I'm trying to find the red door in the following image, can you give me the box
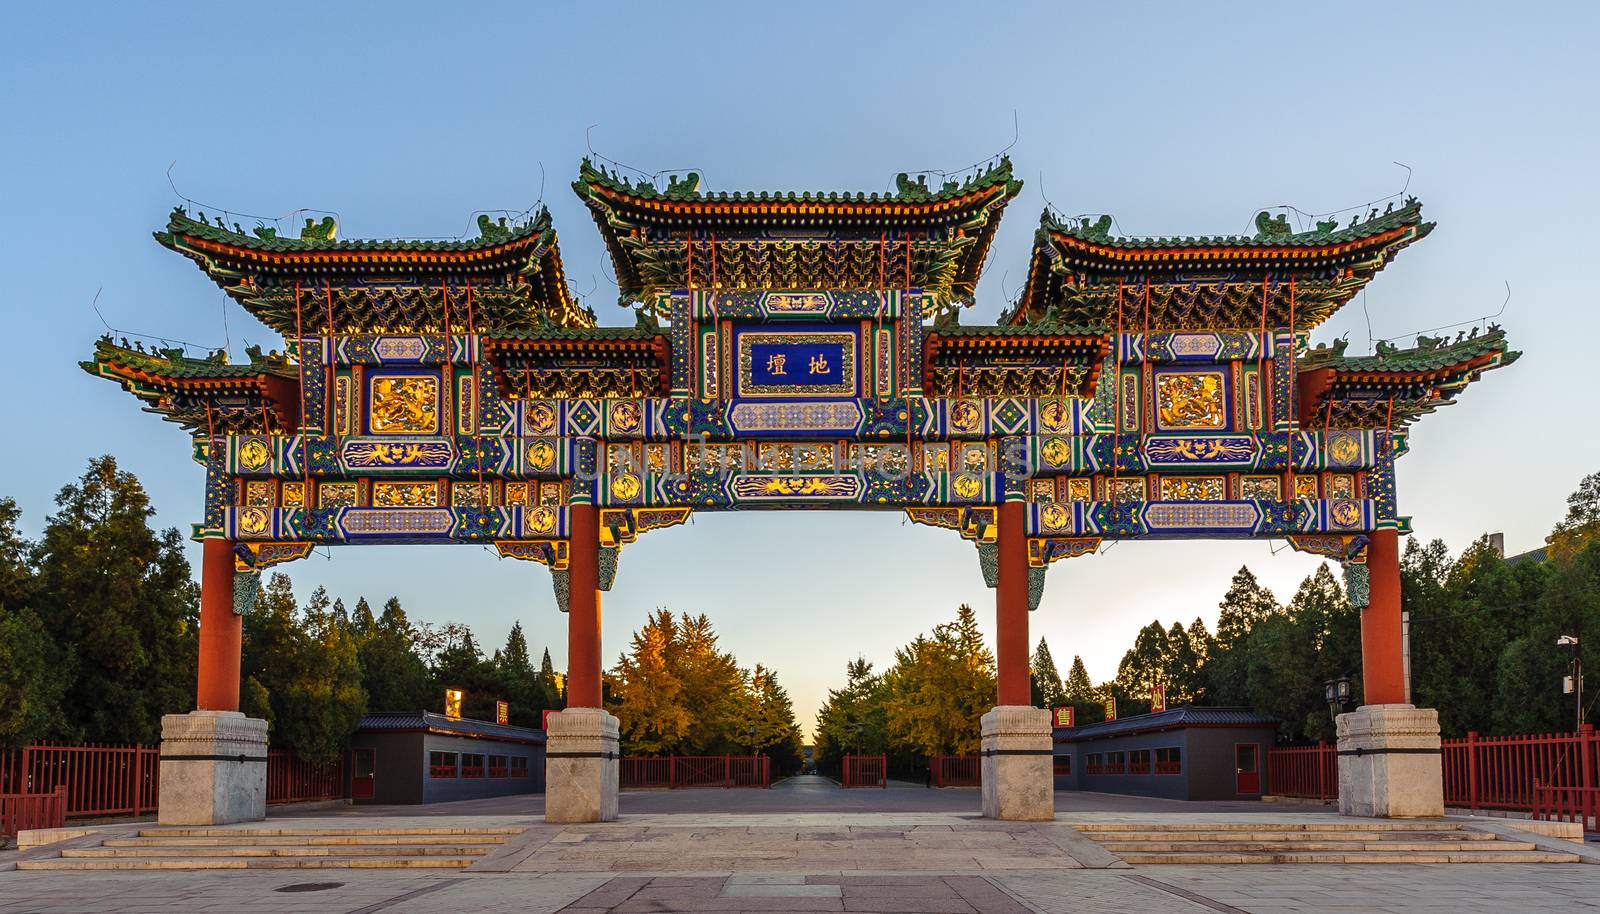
[1235,743,1260,794]
[352,748,376,800]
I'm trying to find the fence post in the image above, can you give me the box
[668,755,676,790]
[131,747,142,819]
[1582,724,1595,793]
[881,753,887,788]
[724,754,730,789]
[1466,731,1479,814]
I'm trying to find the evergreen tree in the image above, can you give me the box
[608,609,690,754]
[1206,566,1281,705]
[1063,655,1097,702]
[352,597,376,638]
[493,621,555,727]
[747,664,804,772]
[1030,637,1067,709]
[356,596,433,713]
[432,625,502,721]
[813,657,888,769]
[0,498,71,749]
[33,457,197,743]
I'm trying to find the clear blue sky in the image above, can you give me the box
[3,2,1594,736]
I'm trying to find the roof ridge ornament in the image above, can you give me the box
[299,215,337,241]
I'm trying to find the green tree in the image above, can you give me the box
[1548,471,1600,561]
[880,604,996,758]
[432,625,501,722]
[608,609,691,754]
[813,657,888,770]
[746,664,804,773]
[356,596,433,713]
[1113,620,1172,714]
[0,606,71,749]
[33,457,197,743]
[1206,566,1281,705]
[1030,637,1067,709]
[494,621,556,727]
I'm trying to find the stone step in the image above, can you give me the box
[63,845,493,858]
[1113,849,1581,864]
[137,826,522,838]
[18,855,479,870]
[1098,840,1540,853]
[107,835,509,847]
[1084,830,1494,843]
[1074,821,1461,833]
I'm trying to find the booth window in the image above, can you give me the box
[511,756,530,778]
[461,753,486,778]
[1129,749,1152,775]
[1156,746,1183,774]
[489,755,509,778]
[429,751,458,778]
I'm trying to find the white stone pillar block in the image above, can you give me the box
[544,707,619,824]
[980,705,1055,821]
[1336,703,1444,818]
[158,711,268,825]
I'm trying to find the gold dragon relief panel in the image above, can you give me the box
[369,374,440,435]
[1155,371,1227,431]
[1158,476,1227,501]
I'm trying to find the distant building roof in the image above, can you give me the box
[1505,546,1549,566]
[1054,706,1278,743]
[356,711,546,746]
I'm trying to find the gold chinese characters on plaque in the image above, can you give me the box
[1155,372,1226,430]
[369,375,439,434]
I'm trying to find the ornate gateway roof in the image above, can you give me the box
[573,158,1023,312]
[83,337,300,436]
[1296,327,1519,428]
[155,207,591,334]
[1012,200,1434,331]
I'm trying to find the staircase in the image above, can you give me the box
[17,825,525,870]
[1075,821,1582,864]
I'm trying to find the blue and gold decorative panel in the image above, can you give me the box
[341,438,455,473]
[735,326,857,398]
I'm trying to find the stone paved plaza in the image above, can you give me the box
[2,779,1596,913]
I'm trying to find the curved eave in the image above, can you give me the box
[577,180,1018,223]
[1043,222,1425,268]
[160,229,552,272]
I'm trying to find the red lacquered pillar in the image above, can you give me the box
[566,503,603,708]
[996,500,1030,706]
[196,538,241,711]
[1362,528,1408,705]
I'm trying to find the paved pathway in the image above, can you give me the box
[2,779,1593,912]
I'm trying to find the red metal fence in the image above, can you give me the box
[0,743,346,819]
[1267,725,1600,824]
[618,756,771,789]
[1,787,67,840]
[265,751,346,805]
[842,753,886,788]
[931,754,980,787]
[1265,743,1339,803]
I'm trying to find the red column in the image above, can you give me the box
[566,503,603,708]
[196,538,241,711]
[996,500,1030,706]
[1362,528,1408,705]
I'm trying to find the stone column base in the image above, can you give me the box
[1336,703,1443,818]
[545,707,619,824]
[980,705,1055,821]
[158,711,268,826]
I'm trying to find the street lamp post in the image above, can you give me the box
[1324,673,1356,721]
[1559,635,1584,730]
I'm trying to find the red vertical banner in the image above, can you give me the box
[1150,684,1167,713]
[1052,706,1075,728]
[496,701,509,726]
[1104,697,1117,721]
